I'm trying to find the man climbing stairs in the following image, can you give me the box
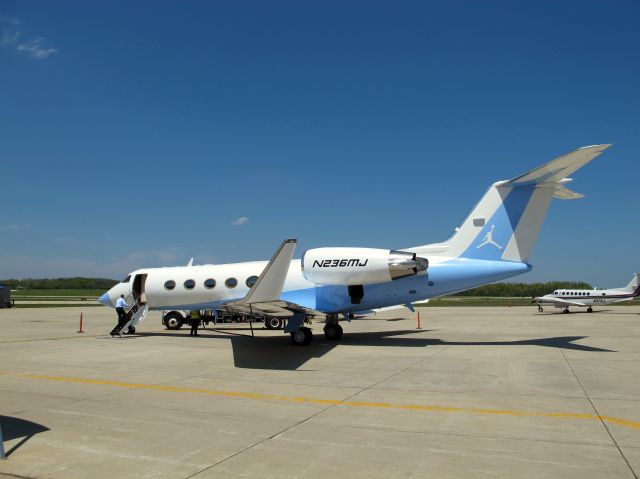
[110,302,149,337]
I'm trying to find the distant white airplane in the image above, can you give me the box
[99,144,611,345]
[536,273,640,313]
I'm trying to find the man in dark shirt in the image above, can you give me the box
[190,310,200,336]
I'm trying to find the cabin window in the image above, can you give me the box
[121,275,131,283]
[246,276,259,288]
[164,280,176,291]
[184,279,196,290]
[204,278,216,289]
[225,278,238,289]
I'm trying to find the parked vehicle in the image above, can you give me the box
[161,309,284,330]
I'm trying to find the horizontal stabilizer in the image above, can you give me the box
[509,144,611,186]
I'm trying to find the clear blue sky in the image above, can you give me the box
[1,1,639,287]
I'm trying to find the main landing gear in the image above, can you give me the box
[285,313,346,346]
[587,307,593,313]
[285,312,313,346]
[290,327,313,345]
[323,314,343,340]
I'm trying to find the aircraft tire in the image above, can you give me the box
[164,313,184,330]
[126,326,136,335]
[324,323,343,340]
[291,327,313,346]
[265,317,283,330]
[563,309,570,314]
[587,307,593,313]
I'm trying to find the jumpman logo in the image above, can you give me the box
[477,225,503,249]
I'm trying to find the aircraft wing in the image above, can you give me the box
[222,299,325,319]
[221,239,325,320]
[536,296,586,307]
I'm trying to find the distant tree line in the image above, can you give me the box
[453,281,592,298]
[0,277,118,290]
[0,277,592,296]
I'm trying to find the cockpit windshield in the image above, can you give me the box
[121,274,131,283]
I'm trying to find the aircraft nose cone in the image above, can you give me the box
[98,292,112,307]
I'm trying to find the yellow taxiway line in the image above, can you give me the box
[7,372,640,431]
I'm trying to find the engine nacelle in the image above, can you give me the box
[302,247,428,286]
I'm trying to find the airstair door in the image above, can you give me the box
[132,274,148,304]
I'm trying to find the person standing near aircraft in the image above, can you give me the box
[190,310,200,336]
[115,294,129,327]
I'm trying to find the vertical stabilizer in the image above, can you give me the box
[624,273,640,295]
[444,182,556,263]
[411,145,611,263]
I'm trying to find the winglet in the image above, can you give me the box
[238,239,297,304]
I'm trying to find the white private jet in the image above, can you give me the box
[536,273,640,313]
[99,144,611,345]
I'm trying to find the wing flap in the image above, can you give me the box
[222,300,325,320]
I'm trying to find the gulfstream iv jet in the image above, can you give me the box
[99,144,611,345]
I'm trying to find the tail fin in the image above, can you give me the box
[418,144,611,262]
[624,273,640,295]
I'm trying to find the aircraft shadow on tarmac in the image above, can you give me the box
[136,329,614,370]
[0,415,49,457]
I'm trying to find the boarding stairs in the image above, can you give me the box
[110,303,149,337]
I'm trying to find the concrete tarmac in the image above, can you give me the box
[1,305,639,478]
